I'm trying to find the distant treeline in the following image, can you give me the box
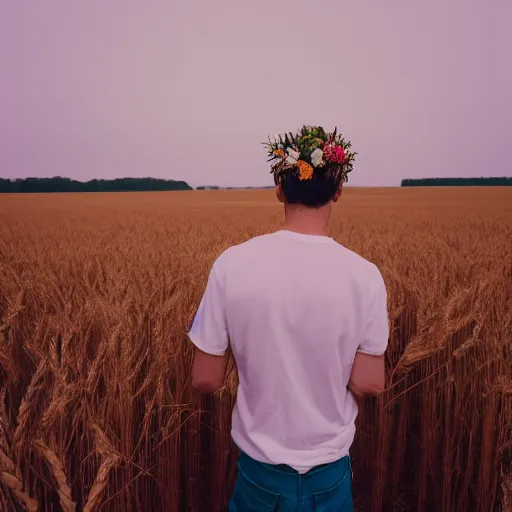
[401,177,512,187]
[197,186,275,190]
[0,177,193,193]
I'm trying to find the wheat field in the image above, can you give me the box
[0,187,511,512]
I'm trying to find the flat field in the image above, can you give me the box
[0,187,511,511]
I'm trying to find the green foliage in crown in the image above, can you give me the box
[263,125,357,182]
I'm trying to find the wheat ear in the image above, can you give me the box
[34,439,75,512]
[12,362,47,456]
[83,423,121,512]
[0,390,38,512]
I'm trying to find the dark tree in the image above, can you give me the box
[0,177,192,193]
[401,177,512,187]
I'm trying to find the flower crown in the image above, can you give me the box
[263,125,356,182]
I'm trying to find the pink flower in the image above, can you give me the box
[324,144,346,164]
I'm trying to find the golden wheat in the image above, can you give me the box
[0,187,510,511]
[0,389,39,512]
[34,439,75,512]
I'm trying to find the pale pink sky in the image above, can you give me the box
[1,1,510,188]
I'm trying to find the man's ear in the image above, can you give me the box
[276,184,286,204]
[332,182,344,203]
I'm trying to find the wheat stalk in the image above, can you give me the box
[0,473,38,512]
[0,390,38,512]
[503,468,512,512]
[82,423,121,512]
[12,362,47,456]
[0,390,13,474]
[34,439,75,512]
[83,455,121,512]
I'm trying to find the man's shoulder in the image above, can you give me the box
[211,234,272,269]
[329,241,386,294]
[332,240,380,271]
[222,233,274,254]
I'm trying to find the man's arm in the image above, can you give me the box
[191,348,228,393]
[348,352,385,398]
[187,256,230,393]
[348,266,389,399]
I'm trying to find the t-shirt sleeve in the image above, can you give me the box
[187,259,229,356]
[357,267,389,356]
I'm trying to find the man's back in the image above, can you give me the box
[189,126,389,510]
[189,229,389,473]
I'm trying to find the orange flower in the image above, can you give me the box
[297,160,314,181]
[273,149,285,158]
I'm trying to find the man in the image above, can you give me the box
[188,126,389,511]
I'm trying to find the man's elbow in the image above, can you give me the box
[190,348,227,393]
[192,377,222,394]
[349,379,385,398]
[349,352,386,398]
[366,381,385,396]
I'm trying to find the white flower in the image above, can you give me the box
[287,148,299,159]
[310,148,324,167]
[286,148,299,165]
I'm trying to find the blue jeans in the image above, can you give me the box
[229,452,353,511]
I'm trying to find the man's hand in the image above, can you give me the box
[348,352,385,399]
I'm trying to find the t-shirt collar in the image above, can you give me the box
[274,230,334,244]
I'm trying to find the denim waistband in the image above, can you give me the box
[237,452,351,498]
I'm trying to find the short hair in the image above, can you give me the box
[274,163,344,208]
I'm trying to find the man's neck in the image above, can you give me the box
[279,203,331,237]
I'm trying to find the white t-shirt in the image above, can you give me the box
[188,230,389,473]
